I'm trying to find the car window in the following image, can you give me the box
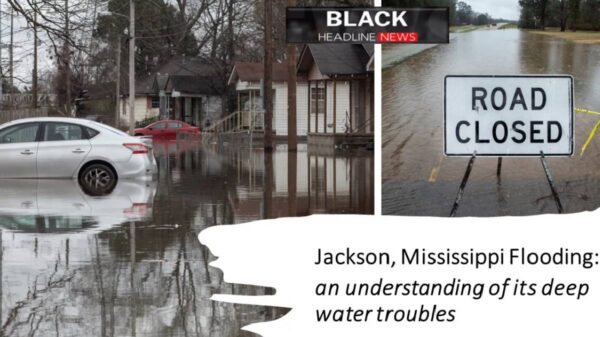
[86,127,100,138]
[0,123,40,144]
[89,121,128,137]
[168,122,182,129]
[44,123,85,141]
[153,122,166,129]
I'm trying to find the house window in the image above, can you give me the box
[310,87,325,114]
[151,96,160,108]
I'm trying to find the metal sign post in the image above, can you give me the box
[540,152,564,213]
[444,75,573,216]
[449,153,476,217]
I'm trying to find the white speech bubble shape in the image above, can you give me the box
[199,213,600,337]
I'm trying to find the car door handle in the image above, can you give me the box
[72,149,86,154]
[21,150,34,155]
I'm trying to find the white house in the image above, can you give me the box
[228,62,309,137]
[297,44,374,149]
[119,74,160,126]
[227,44,373,149]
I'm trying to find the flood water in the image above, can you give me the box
[383,29,600,216]
[0,139,373,336]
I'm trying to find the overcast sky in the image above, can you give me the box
[468,0,520,21]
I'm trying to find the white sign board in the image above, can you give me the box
[444,75,573,156]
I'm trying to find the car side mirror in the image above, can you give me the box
[148,127,153,131]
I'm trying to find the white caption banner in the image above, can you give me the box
[200,213,599,337]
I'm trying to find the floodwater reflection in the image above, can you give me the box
[0,179,156,233]
[0,139,373,336]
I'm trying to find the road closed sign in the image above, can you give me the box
[444,75,573,156]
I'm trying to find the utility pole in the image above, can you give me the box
[287,0,297,151]
[263,0,273,150]
[1,0,3,108]
[9,7,13,118]
[129,221,136,336]
[65,0,71,116]
[0,227,2,326]
[32,9,38,109]
[115,35,121,128]
[128,0,135,135]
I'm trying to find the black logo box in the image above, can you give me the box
[286,7,449,44]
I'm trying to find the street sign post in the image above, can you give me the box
[444,75,573,156]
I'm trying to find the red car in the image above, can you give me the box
[134,120,200,137]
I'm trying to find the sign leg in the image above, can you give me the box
[496,157,502,177]
[450,154,476,217]
[540,152,564,214]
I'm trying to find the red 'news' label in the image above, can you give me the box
[377,32,419,43]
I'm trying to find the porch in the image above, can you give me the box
[170,95,204,127]
[205,109,265,134]
[306,77,374,151]
[163,75,224,128]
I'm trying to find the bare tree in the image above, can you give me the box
[568,0,580,31]
[6,0,100,111]
[559,0,567,31]
[173,0,213,53]
[538,0,548,29]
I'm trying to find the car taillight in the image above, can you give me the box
[124,203,152,217]
[123,143,149,154]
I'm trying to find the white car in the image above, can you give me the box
[0,117,157,192]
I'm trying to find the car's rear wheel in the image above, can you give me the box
[79,163,117,196]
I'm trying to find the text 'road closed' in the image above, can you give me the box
[444,76,573,156]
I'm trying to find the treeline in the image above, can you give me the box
[384,0,501,26]
[455,1,494,25]
[519,0,600,31]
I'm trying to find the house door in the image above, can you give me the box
[184,98,193,124]
[192,97,202,127]
[351,80,366,133]
[174,98,183,120]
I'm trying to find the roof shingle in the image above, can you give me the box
[127,56,220,95]
[298,44,373,76]
[167,76,223,96]
[229,62,289,83]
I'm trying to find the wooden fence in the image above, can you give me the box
[0,107,50,124]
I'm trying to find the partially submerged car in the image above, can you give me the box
[134,120,200,138]
[0,117,158,193]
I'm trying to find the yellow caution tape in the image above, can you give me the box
[575,108,600,116]
[581,119,600,156]
[576,108,600,156]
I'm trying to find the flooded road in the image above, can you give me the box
[0,140,373,336]
[382,29,600,216]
